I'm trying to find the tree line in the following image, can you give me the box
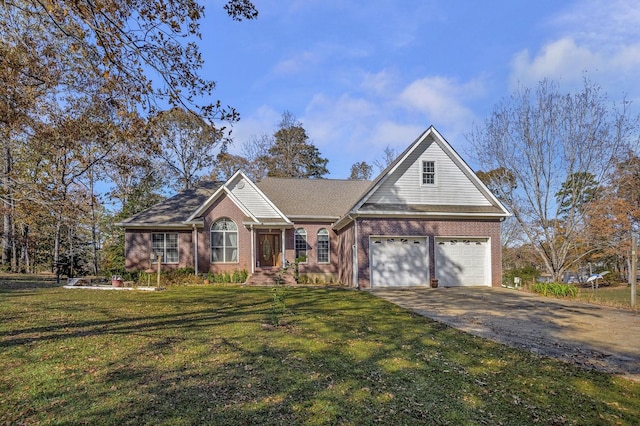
[2,0,639,283]
[471,78,640,283]
[0,0,259,276]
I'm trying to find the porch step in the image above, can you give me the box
[245,268,297,286]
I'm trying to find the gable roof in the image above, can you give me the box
[117,180,223,228]
[334,126,511,229]
[119,126,509,230]
[186,170,291,225]
[256,177,372,219]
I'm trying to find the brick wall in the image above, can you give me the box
[125,229,193,271]
[200,195,253,274]
[336,223,355,286]
[284,222,338,276]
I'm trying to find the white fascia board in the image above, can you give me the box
[186,185,227,222]
[428,127,512,217]
[244,221,294,228]
[356,210,508,220]
[238,172,292,225]
[288,215,340,222]
[185,170,260,223]
[332,214,356,231]
[351,128,431,213]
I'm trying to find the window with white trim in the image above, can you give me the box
[422,160,435,185]
[211,218,238,263]
[151,233,179,263]
[317,228,329,263]
[294,228,307,262]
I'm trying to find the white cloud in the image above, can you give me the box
[398,76,481,131]
[509,0,640,90]
[272,51,321,75]
[360,70,398,96]
[510,37,599,87]
[225,105,280,154]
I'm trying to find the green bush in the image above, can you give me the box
[503,266,539,287]
[531,282,578,298]
[206,269,249,284]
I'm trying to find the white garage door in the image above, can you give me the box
[435,238,490,286]
[370,237,429,287]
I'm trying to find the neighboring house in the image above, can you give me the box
[119,126,510,288]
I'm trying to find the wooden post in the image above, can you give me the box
[632,235,637,308]
[157,254,162,288]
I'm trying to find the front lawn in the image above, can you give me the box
[576,285,638,309]
[1,284,639,425]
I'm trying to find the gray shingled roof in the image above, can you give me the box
[256,177,372,218]
[119,181,223,226]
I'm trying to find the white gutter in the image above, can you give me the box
[355,211,510,219]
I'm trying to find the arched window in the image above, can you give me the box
[317,229,329,263]
[294,228,307,262]
[211,218,238,263]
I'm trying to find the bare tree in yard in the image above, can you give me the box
[349,162,373,180]
[211,152,249,181]
[468,78,639,282]
[241,134,272,181]
[151,107,223,191]
[374,146,398,173]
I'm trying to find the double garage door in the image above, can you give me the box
[370,236,490,287]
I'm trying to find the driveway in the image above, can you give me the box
[370,287,640,382]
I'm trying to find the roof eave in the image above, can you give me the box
[118,222,192,230]
[354,211,510,220]
[287,215,341,222]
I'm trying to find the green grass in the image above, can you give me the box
[1,283,639,425]
[576,285,639,309]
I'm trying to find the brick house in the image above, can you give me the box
[119,126,510,288]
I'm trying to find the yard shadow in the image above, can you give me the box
[370,287,640,380]
[3,286,639,425]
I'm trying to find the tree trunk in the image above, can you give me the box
[89,171,99,275]
[20,224,30,273]
[10,215,17,272]
[2,141,12,268]
[54,221,61,283]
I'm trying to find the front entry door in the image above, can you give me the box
[258,234,280,267]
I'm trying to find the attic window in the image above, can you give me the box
[422,161,435,185]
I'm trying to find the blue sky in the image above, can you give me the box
[199,0,640,178]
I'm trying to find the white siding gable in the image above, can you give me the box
[366,135,492,206]
[227,176,283,219]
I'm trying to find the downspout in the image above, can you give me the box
[192,224,198,275]
[250,224,255,274]
[350,215,359,289]
[281,228,286,269]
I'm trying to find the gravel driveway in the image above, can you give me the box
[370,286,640,382]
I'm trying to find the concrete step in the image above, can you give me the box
[245,269,297,286]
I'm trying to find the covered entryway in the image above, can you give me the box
[370,236,429,287]
[258,233,281,267]
[435,237,490,286]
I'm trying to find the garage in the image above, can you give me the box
[435,237,490,286]
[370,236,429,287]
